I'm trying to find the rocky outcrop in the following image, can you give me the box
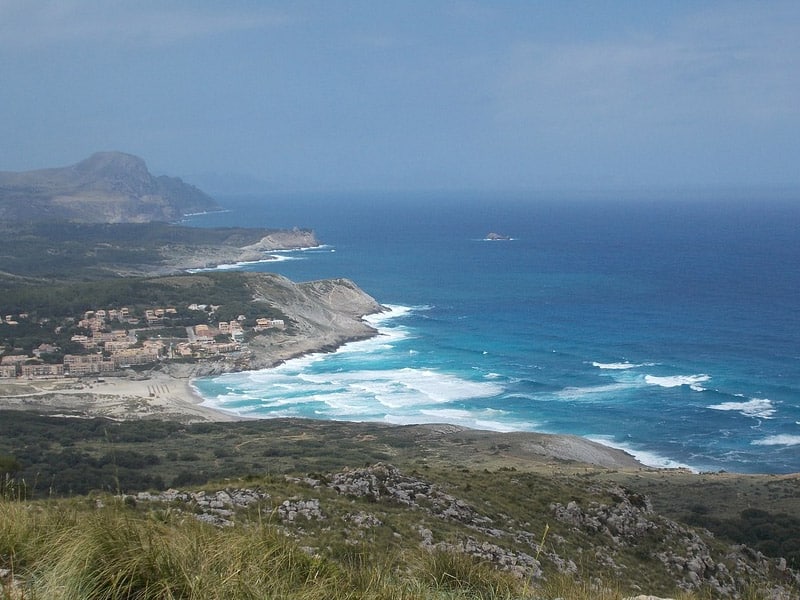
[0,151,219,223]
[156,229,321,274]
[125,464,799,598]
[244,275,384,367]
[552,485,800,597]
[278,499,325,522]
[131,487,269,527]
[240,228,319,252]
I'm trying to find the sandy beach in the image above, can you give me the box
[0,371,237,423]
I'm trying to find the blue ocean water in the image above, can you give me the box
[186,192,800,474]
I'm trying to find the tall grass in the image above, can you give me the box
[0,497,784,600]
[0,499,528,600]
[27,507,341,600]
[415,549,519,599]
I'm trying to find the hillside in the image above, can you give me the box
[1,414,798,599]
[0,151,219,223]
[0,221,320,281]
[0,153,327,282]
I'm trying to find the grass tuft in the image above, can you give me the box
[415,548,520,599]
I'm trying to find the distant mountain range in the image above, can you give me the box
[0,152,220,223]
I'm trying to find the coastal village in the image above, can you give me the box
[0,304,285,380]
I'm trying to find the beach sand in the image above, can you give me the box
[0,371,237,423]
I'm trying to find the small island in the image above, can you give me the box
[484,232,511,240]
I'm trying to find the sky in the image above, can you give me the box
[1,1,799,193]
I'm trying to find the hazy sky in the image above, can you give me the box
[2,1,799,193]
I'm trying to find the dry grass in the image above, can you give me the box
[1,496,785,600]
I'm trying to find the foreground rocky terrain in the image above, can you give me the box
[2,413,798,598]
[125,462,799,598]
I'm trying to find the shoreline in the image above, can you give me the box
[0,321,649,471]
[0,369,648,471]
[0,311,384,425]
[0,272,384,425]
[0,367,792,474]
[0,305,787,474]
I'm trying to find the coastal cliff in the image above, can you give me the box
[156,228,321,274]
[161,273,384,377]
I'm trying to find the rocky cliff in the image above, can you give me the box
[240,274,384,371]
[163,273,383,377]
[0,151,219,223]
[154,228,321,274]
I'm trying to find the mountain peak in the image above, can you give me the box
[0,152,220,223]
[75,151,150,178]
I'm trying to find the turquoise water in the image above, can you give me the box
[187,192,800,473]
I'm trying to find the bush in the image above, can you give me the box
[172,469,208,487]
[0,454,20,477]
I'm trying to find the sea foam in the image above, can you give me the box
[644,374,710,390]
[592,361,641,370]
[587,436,699,472]
[751,435,800,446]
[300,367,503,407]
[553,382,638,401]
[364,304,417,326]
[708,397,776,419]
[200,303,504,421]
[186,257,294,273]
[383,408,533,433]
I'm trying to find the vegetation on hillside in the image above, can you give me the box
[0,151,219,223]
[0,273,292,360]
[0,498,617,600]
[0,411,798,599]
[1,272,257,317]
[0,221,291,280]
[0,477,794,599]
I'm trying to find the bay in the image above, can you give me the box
[186,191,800,473]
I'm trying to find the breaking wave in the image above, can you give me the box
[644,374,710,391]
[708,397,776,419]
[751,435,800,447]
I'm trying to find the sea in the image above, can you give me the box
[184,191,800,474]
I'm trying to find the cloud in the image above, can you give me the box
[0,1,289,48]
[493,3,800,133]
